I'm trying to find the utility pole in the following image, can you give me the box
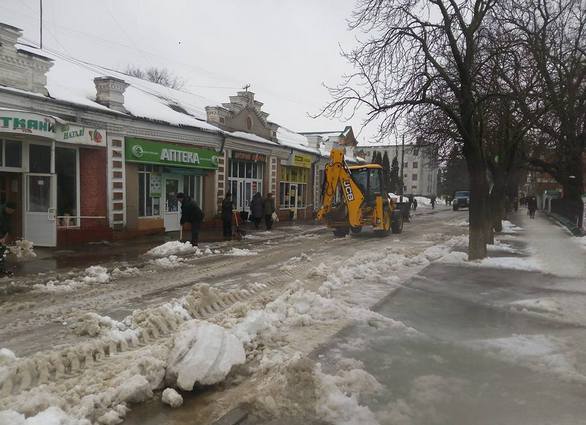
[39,0,43,49]
[400,134,405,202]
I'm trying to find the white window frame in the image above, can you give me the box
[54,143,81,228]
[138,165,161,218]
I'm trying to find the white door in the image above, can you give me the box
[163,177,182,232]
[24,174,57,247]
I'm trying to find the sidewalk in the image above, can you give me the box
[297,210,586,424]
[8,220,320,276]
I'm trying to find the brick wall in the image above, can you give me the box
[79,147,108,224]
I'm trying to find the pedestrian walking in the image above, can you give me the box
[250,192,264,229]
[177,193,204,246]
[430,195,436,209]
[221,192,234,239]
[263,193,276,230]
[527,196,537,219]
[0,202,16,277]
[412,198,418,211]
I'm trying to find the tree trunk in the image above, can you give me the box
[558,146,584,228]
[467,157,490,260]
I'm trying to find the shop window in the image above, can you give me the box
[29,144,51,173]
[5,140,22,168]
[183,175,202,205]
[138,165,161,217]
[56,147,77,226]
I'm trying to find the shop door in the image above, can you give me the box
[24,174,57,247]
[163,177,182,232]
[289,183,298,217]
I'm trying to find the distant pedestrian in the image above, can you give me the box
[412,198,418,211]
[221,192,234,239]
[177,193,204,246]
[0,202,16,277]
[527,196,537,219]
[430,195,436,209]
[264,193,276,230]
[250,192,264,229]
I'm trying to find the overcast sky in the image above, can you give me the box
[0,0,391,145]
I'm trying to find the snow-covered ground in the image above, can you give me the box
[2,211,585,425]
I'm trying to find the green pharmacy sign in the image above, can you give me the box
[125,138,218,170]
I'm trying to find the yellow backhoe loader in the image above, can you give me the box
[316,147,403,237]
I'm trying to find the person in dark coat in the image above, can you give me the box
[250,192,264,229]
[0,202,16,276]
[176,193,204,246]
[430,195,436,209]
[263,193,276,230]
[412,198,418,211]
[221,192,234,239]
[527,196,537,219]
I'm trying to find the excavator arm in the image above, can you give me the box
[316,147,364,227]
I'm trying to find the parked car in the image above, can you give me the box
[452,191,470,211]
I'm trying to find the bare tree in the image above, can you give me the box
[318,0,498,259]
[125,65,185,90]
[498,0,586,227]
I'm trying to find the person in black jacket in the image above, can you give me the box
[250,192,264,229]
[0,202,16,276]
[221,192,234,239]
[176,193,204,246]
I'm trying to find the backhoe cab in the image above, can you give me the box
[316,147,403,237]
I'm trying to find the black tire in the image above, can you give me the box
[350,226,362,234]
[333,227,349,237]
[392,211,403,234]
[453,205,458,211]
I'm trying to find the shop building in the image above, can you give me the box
[124,137,219,234]
[206,90,287,216]
[0,22,225,245]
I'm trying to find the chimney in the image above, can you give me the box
[0,22,53,95]
[94,76,129,113]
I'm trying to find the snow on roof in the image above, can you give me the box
[226,131,277,146]
[8,44,321,150]
[15,43,223,133]
[276,126,320,155]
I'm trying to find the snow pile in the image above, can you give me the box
[165,320,245,390]
[111,267,141,278]
[161,388,183,408]
[32,266,111,293]
[69,312,128,337]
[0,406,89,425]
[280,253,312,271]
[151,255,185,268]
[146,241,197,258]
[8,239,36,259]
[501,220,523,234]
[80,266,110,284]
[439,252,542,271]
[225,248,258,256]
[0,348,16,365]
[0,344,168,425]
[314,363,382,425]
[228,283,409,347]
